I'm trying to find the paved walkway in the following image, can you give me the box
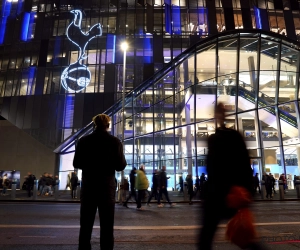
[0,188,299,202]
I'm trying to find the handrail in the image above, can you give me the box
[237,86,297,128]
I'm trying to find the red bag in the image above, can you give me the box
[226,208,256,249]
[226,186,252,209]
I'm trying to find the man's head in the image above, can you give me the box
[27,172,31,176]
[93,114,110,130]
[162,166,166,171]
[139,165,145,171]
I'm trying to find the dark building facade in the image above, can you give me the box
[1,0,300,190]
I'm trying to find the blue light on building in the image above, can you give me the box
[172,5,181,35]
[0,0,12,44]
[165,4,171,34]
[26,66,36,95]
[143,37,152,63]
[106,34,116,63]
[21,12,30,41]
[254,7,262,29]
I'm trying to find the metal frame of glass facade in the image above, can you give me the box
[57,30,300,191]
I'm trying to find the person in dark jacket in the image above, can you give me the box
[123,167,137,207]
[254,173,261,194]
[146,169,160,206]
[198,103,262,250]
[157,166,176,207]
[38,173,46,196]
[26,172,35,197]
[73,113,127,250]
[186,174,194,204]
[71,172,79,199]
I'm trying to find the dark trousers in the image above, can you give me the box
[254,184,261,193]
[78,197,115,250]
[71,187,77,198]
[147,188,158,203]
[158,188,171,204]
[266,186,272,198]
[136,190,145,208]
[27,185,32,197]
[124,189,136,204]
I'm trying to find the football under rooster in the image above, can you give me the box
[61,10,102,92]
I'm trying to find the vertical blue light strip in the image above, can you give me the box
[17,0,24,15]
[64,94,75,129]
[143,37,152,63]
[27,12,36,39]
[53,36,61,65]
[21,12,30,41]
[0,0,12,44]
[172,5,181,35]
[165,4,171,34]
[27,66,36,95]
[106,34,116,63]
[254,7,262,29]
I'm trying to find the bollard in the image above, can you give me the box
[183,181,188,201]
[76,181,81,199]
[54,185,59,200]
[260,180,266,199]
[11,179,16,200]
[32,179,38,200]
[296,180,300,199]
[278,180,284,200]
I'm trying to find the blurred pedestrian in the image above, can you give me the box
[26,172,35,197]
[157,166,176,208]
[199,173,207,199]
[269,173,276,195]
[265,173,273,199]
[199,103,263,250]
[73,113,126,250]
[186,174,194,204]
[146,169,160,206]
[123,167,137,207]
[71,172,78,199]
[1,173,8,196]
[279,173,287,193]
[253,173,261,194]
[135,165,148,211]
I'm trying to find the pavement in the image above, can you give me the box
[1,201,300,249]
[0,188,299,202]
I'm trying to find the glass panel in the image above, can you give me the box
[279,45,298,104]
[258,107,280,148]
[278,103,298,139]
[238,37,259,110]
[283,144,299,192]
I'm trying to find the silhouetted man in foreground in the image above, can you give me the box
[73,114,127,250]
[199,103,263,250]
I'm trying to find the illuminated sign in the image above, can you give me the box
[61,10,102,93]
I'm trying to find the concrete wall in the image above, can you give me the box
[0,120,56,180]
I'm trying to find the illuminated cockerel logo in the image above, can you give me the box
[61,10,102,93]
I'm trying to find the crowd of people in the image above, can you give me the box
[22,172,59,197]
[121,165,209,209]
[122,165,176,210]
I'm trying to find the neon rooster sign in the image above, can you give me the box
[61,10,102,93]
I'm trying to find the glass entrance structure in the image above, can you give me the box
[56,30,300,191]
